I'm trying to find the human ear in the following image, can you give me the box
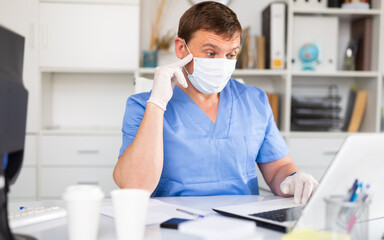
[174,37,189,59]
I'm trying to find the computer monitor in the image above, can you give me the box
[0,25,35,240]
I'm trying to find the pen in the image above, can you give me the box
[351,183,362,202]
[348,179,359,202]
[176,208,205,218]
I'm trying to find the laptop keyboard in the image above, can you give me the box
[249,206,303,222]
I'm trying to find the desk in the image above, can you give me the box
[9,195,384,240]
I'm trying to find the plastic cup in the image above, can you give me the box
[324,195,369,240]
[62,185,104,240]
[111,189,150,240]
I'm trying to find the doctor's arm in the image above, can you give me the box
[113,55,193,193]
[258,155,318,204]
[113,103,165,192]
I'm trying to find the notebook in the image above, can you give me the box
[213,134,384,232]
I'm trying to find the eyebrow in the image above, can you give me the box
[201,43,240,51]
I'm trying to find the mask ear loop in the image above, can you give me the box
[183,39,192,75]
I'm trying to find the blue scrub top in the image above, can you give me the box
[119,79,289,197]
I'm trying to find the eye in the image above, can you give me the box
[227,54,236,59]
[206,52,215,57]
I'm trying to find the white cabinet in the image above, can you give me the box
[40,135,121,166]
[24,135,37,166]
[39,2,139,70]
[35,1,139,199]
[39,135,120,198]
[40,167,117,198]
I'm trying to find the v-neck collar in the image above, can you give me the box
[172,81,233,138]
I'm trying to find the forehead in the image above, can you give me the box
[189,29,241,49]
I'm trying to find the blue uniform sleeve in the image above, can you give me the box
[118,93,150,158]
[256,92,289,163]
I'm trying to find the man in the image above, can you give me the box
[113,1,317,204]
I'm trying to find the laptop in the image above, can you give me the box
[213,134,384,232]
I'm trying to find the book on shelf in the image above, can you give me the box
[347,90,368,132]
[328,0,344,8]
[256,36,266,69]
[342,86,357,131]
[266,92,279,128]
[351,17,372,71]
[262,2,287,70]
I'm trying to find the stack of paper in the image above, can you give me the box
[100,199,209,225]
[178,216,259,240]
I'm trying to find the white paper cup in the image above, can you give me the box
[111,189,150,240]
[63,185,104,240]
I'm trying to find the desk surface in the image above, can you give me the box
[9,195,384,240]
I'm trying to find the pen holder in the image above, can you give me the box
[324,195,369,240]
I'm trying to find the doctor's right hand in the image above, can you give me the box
[147,54,193,111]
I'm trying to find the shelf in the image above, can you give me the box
[40,66,137,73]
[292,71,379,78]
[293,8,381,18]
[139,68,287,77]
[41,128,121,136]
[39,0,139,5]
[233,69,287,77]
[287,131,378,138]
[138,68,155,74]
[288,131,348,139]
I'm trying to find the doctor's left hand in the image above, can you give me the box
[280,171,318,204]
[147,54,193,111]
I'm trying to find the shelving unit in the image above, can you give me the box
[293,8,381,17]
[1,0,383,199]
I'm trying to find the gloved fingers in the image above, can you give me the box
[280,176,293,195]
[173,53,193,68]
[301,180,314,204]
[174,69,188,88]
[309,179,319,199]
[293,178,304,204]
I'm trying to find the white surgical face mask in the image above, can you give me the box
[183,40,237,94]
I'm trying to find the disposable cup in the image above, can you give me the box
[62,185,104,240]
[111,189,150,240]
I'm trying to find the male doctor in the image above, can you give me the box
[114,1,318,204]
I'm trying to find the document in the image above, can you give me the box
[100,199,209,225]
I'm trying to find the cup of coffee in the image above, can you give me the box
[111,189,150,240]
[63,185,104,240]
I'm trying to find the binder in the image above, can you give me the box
[342,86,357,131]
[351,17,372,71]
[262,2,287,69]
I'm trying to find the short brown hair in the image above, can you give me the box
[178,1,242,44]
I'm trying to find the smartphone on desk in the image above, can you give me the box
[160,218,191,229]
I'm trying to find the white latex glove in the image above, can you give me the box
[280,171,318,204]
[147,54,193,111]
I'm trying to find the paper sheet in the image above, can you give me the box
[100,199,210,225]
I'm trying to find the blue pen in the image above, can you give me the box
[348,179,359,202]
[351,183,362,202]
[176,208,205,218]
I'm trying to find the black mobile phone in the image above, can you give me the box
[160,218,191,229]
